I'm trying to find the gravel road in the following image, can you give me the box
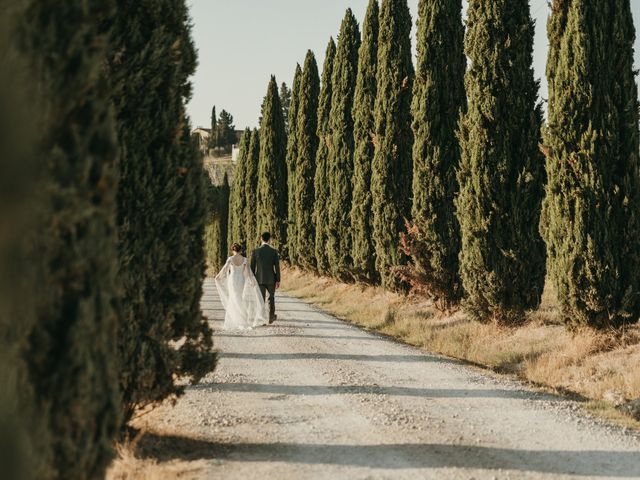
[140,278,640,480]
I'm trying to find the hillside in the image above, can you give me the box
[204,155,235,186]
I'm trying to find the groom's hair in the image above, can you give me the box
[261,232,271,243]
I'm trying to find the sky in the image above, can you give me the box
[186,1,640,130]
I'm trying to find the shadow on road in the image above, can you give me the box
[187,382,543,400]
[134,432,638,477]
[218,352,439,362]
[218,334,382,342]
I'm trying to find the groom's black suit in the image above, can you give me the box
[251,243,280,322]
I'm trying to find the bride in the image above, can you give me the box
[214,243,269,330]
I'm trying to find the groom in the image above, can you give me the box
[251,232,281,324]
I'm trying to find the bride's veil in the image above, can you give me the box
[214,258,232,310]
[214,257,268,327]
[242,261,269,326]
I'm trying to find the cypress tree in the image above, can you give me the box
[209,105,217,151]
[371,0,414,290]
[294,50,321,271]
[314,38,337,275]
[245,128,261,255]
[20,0,122,476]
[228,127,251,250]
[286,65,302,264]
[0,3,46,476]
[327,9,361,280]
[280,81,292,132]
[541,0,640,328]
[109,0,215,423]
[403,0,466,306]
[170,128,213,388]
[351,0,379,284]
[257,76,288,251]
[457,0,545,323]
[205,173,231,271]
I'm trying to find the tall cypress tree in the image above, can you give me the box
[314,37,337,275]
[286,65,302,264]
[205,173,231,271]
[245,128,261,255]
[327,9,361,280]
[404,0,466,306]
[1,3,48,476]
[280,81,292,132]
[371,0,414,290]
[21,0,121,476]
[541,0,640,329]
[351,0,379,284]
[457,0,545,323]
[109,0,214,423]
[294,50,321,271]
[228,127,251,250]
[257,76,288,251]
[209,105,217,151]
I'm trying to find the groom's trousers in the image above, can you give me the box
[259,283,276,321]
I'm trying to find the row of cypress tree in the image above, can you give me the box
[1,0,216,478]
[227,0,640,330]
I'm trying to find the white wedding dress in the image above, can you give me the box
[214,256,269,330]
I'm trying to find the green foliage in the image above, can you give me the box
[286,65,302,264]
[457,0,545,323]
[257,76,288,251]
[541,0,640,328]
[205,174,231,271]
[0,3,46,477]
[245,129,261,255]
[228,128,251,250]
[109,0,215,423]
[20,0,122,476]
[216,109,236,151]
[371,0,414,290]
[401,0,466,306]
[294,51,321,271]
[327,9,361,280]
[280,81,292,132]
[350,0,379,284]
[209,105,217,150]
[314,37,337,275]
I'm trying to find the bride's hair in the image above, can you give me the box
[231,243,242,253]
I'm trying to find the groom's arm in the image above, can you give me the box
[274,251,281,286]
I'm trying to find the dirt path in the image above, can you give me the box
[132,278,640,479]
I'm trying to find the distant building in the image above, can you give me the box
[191,127,246,158]
[191,127,211,155]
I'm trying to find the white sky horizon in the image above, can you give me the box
[186,1,640,130]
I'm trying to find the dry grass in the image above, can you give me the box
[282,267,640,427]
[106,428,212,480]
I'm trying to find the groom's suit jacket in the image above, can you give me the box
[251,244,281,285]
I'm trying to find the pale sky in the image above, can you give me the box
[186,1,640,130]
